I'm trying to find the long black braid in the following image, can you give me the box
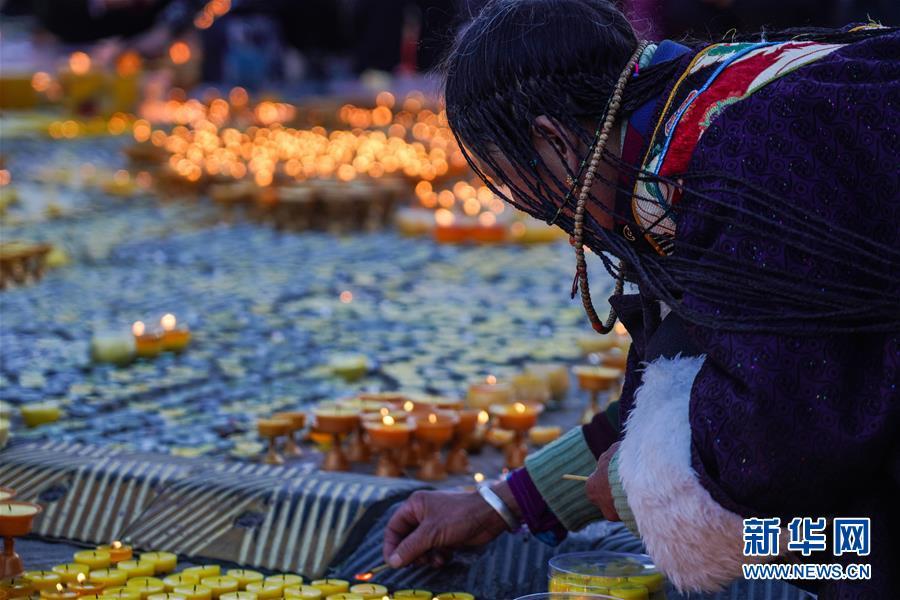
[442,0,900,335]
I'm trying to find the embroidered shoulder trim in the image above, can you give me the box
[632,41,844,255]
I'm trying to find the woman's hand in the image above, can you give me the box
[383,483,517,568]
[585,441,621,521]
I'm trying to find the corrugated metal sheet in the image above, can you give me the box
[1,442,425,577]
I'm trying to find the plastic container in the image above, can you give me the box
[516,594,614,600]
[548,552,667,600]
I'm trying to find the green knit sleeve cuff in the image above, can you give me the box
[608,449,639,537]
[524,427,603,531]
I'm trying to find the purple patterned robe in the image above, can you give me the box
[616,30,899,598]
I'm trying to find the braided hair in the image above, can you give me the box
[442,0,900,334]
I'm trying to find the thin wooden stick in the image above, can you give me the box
[353,563,390,581]
[562,474,589,482]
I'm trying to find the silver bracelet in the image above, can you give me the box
[477,485,519,531]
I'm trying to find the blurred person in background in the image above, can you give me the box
[11,0,464,85]
[29,0,190,54]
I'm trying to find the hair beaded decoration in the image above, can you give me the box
[571,40,649,334]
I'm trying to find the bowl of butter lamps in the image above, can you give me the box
[548,552,667,600]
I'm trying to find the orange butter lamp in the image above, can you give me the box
[0,501,43,579]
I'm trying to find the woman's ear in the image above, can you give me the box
[533,115,579,175]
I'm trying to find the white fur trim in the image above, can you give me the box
[618,355,784,592]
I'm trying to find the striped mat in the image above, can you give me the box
[0,441,193,543]
[1,441,427,578]
[123,466,424,577]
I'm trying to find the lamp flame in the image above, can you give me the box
[132,321,145,337]
[161,313,177,331]
[477,410,489,425]
[428,413,437,424]
[514,402,526,414]
[382,415,395,426]
[353,563,389,581]
[69,52,91,75]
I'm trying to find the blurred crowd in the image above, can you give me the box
[2,0,897,85]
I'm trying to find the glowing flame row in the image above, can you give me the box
[133,315,179,336]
